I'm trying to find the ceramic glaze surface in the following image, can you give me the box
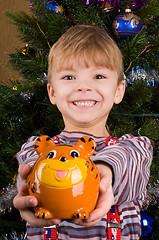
[27,135,100,219]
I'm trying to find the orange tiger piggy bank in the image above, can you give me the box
[27,135,100,219]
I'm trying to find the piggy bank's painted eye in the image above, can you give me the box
[70,150,80,158]
[47,150,56,159]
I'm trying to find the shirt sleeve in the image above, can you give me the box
[16,136,39,189]
[16,135,39,167]
[93,134,153,205]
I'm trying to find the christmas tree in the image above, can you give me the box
[0,0,159,239]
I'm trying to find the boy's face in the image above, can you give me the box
[47,58,125,135]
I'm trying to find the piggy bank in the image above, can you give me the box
[27,135,100,219]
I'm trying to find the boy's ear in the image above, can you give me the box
[114,80,125,104]
[47,83,56,105]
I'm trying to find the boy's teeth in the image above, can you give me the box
[74,101,96,107]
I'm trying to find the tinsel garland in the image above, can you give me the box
[143,181,159,209]
[0,232,27,240]
[0,177,17,214]
[79,0,148,9]
[124,68,159,87]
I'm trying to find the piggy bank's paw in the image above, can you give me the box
[30,182,37,193]
[74,210,89,219]
[35,208,53,219]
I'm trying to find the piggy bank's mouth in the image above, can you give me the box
[36,158,87,189]
[56,170,68,179]
[46,165,75,182]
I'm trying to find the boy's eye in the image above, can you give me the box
[63,75,75,80]
[95,75,105,79]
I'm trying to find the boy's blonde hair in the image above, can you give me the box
[48,24,123,84]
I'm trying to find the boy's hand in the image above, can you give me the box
[13,164,61,228]
[72,163,114,226]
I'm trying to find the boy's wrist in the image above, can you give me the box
[95,161,114,184]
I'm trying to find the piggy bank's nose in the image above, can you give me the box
[60,157,68,162]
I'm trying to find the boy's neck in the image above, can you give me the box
[63,125,110,138]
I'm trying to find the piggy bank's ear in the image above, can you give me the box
[75,136,96,157]
[34,135,55,155]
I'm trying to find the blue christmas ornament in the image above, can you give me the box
[113,8,142,38]
[46,0,64,14]
[141,210,156,238]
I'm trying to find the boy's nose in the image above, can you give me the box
[77,87,92,92]
[76,81,93,92]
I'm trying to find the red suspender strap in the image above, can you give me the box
[107,205,121,240]
[106,137,121,240]
[44,226,58,240]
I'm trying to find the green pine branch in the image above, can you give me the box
[137,0,159,21]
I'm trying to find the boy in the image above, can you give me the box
[13,24,153,240]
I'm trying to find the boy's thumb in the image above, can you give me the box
[99,175,111,193]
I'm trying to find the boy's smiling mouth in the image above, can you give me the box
[73,100,97,107]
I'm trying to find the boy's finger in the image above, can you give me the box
[72,186,114,225]
[19,164,32,179]
[13,194,38,210]
[72,218,101,227]
[18,180,29,195]
[87,186,114,223]
[99,175,111,193]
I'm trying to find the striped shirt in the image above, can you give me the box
[16,131,153,240]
